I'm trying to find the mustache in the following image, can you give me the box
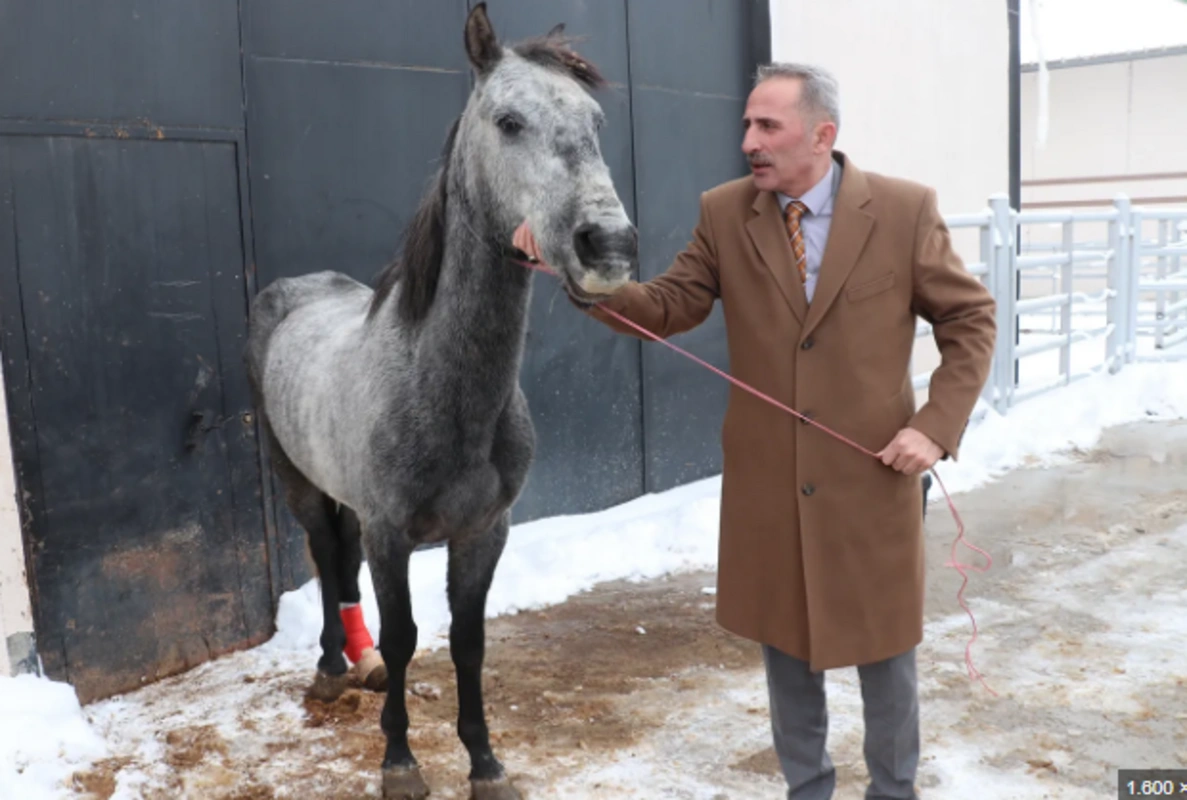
[748,155,773,167]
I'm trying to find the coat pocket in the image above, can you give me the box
[846,272,895,303]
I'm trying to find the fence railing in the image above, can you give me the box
[917,194,1187,415]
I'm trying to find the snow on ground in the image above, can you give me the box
[4,361,1187,798]
[0,676,109,800]
[936,360,1187,494]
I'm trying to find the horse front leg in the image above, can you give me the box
[448,513,520,800]
[363,529,428,800]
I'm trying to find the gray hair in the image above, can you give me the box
[755,62,840,131]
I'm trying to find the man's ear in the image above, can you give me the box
[814,119,838,153]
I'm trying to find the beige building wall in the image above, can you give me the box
[769,0,1010,400]
[0,361,35,676]
[770,0,1010,237]
[1020,53,1187,210]
[1010,50,1187,387]
[1017,52,1187,315]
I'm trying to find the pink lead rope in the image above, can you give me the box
[516,257,996,695]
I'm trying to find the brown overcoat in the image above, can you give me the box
[585,151,996,670]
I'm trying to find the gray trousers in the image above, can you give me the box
[762,644,920,800]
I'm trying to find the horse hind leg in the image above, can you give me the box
[335,503,387,691]
[447,513,521,800]
[247,359,364,699]
[281,484,358,702]
[248,405,348,699]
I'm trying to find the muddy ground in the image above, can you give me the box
[71,420,1187,799]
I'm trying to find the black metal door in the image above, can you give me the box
[0,134,270,702]
[630,0,766,493]
[0,0,766,699]
[0,1,271,702]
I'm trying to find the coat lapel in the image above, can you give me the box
[800,155,875,340]
[746,190,808,325]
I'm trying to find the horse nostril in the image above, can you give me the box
[574,222,636,266]
[573,223,599,263]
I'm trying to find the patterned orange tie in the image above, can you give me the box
[784,200,809,284]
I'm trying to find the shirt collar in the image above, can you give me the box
[776,159,836,218]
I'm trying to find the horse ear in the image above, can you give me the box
[547,23,565,38]
[465,2,501,74]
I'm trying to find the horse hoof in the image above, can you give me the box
[355,647,388,692]
[383,765,430,799]
[307,670,349,703]
[470,776,522,800]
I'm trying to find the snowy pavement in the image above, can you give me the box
[3,362,1187,799]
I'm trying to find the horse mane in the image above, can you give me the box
[511,34,607,90]
[368,35,604,325]
[369,115,461,324]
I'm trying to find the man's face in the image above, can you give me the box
[741,77,832,195]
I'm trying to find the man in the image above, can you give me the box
[514,63,995,799]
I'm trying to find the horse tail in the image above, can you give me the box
[243,279,309,483]
[244,281,293,402]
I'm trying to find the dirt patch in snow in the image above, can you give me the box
[70,420,1187,799]
[70,757,134,799]
[72,571,764,799]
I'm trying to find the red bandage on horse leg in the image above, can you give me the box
[340,604,374,664]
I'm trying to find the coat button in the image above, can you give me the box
[800,411,813,425]
[802,483,815,496]
[801,336,814,350]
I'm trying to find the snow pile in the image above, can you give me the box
[935,361,1187,496]
[0,674,109,800]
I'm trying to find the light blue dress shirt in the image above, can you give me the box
[776,159,842,303]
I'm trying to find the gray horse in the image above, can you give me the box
[244,4,636,798]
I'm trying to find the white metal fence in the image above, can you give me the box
[916,194,1187,416]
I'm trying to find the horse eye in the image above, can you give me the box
[496,114,523,135]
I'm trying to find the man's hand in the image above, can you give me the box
[512,220,545,265]
[875,428,944,476]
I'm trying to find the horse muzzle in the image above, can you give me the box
[572,221,637,295]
